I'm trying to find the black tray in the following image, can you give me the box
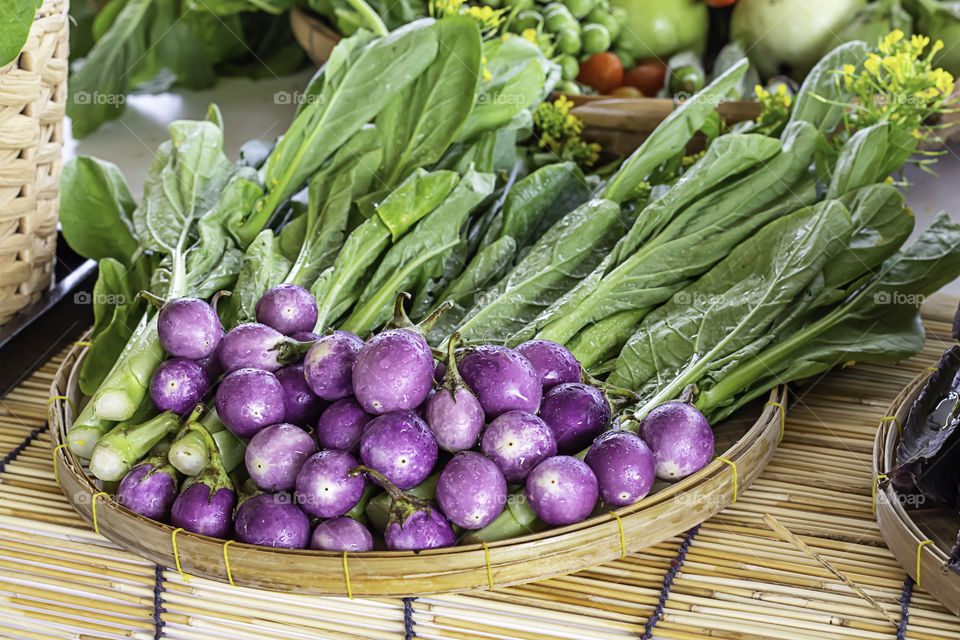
[0,236,96,398]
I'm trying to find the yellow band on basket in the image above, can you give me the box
[716,457,737,503]
[482,541,494,591]
[917,539,934,586]
[611,512,626,559]
[171,528,192,583]
[47,395,77,417]
[925,366,938,372]
[342,551,353,599]
[90,491,107,535]
[872,474,888,518]
[74,341,93,348]
[52,444,68,487]
[222,540,236,588]
[764,401,786,442]
[879,416,902,437]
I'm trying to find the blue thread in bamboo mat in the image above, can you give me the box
[896,575,914,640]
[0,425,46,474]
[403,597,416,639]
[154,565,166,640]
[641,524,701,640]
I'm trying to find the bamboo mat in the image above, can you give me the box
[1,296,960,640]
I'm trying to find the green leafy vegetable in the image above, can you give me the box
[0,0,42,67]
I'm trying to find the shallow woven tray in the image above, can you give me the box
[874,368,960,615]
[48,331,785,596]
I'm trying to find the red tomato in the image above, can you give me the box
[622,60,667,97]
[703,0,736,6]
[577,52,624,95]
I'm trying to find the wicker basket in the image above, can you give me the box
[0,0,68,325]
[50,332,786,596]
[874,369,960,615]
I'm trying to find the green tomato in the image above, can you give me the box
[545,4,578,32]
[609,0,708,58]
[581,23,611,54]
[513,9,543,31]
[564,0,596,19]
[668,65,705,97]
[613,46,636,70]
[485,0,504,7]
[557,53,581,79]
[554,80,582,95]
[557,30,582,55]
[504,0,534,11]
[586,8,622,41]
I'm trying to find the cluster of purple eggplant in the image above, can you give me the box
[112,286,715,551]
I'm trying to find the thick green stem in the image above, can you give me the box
[364,472,438,533]
[345,0,387,36]
[461,490,540,543]
[89,411,180,481]
[92,314,166,421]
[69,395,156,459]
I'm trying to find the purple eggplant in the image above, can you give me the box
[170,480,236,538]
[353,465,456,551]
[158,297,222,359]
[315,397,372,453]
[436,452,507,530]
[245,423,317,492]
[525,456,598,526]
[310,517,375,552]
[255,284,319,336]
[516,339,580,389]
[303,331,364,401]
[359,411,438,490]
[426,333,485,453]
[585,430,655,506]
[218,323,312,373]
[295,450,366,518]
[275,364,326,425]
[234,493,311,549]
[149,358,210,415]
[459,345,542,418]
[215,368,286,437]
[480,410,556,483]
[116,456,180,522]
[291,330,321,342]
[539,383,611,453]
[639,401,714,481]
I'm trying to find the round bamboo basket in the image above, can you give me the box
[50,333,786,596]
[873,369,960,615]
[290,6,342,68]
[0,0,68,325]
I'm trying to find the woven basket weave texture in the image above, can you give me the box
[0,0,68,324]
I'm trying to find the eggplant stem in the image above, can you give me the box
[138,290,168,310]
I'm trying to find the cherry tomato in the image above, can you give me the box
[622,60,667,97]
[610,86,642,98]
[576,52,624,95]
[703,0,736,7]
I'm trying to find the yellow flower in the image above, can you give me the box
[932,39,945,56]
[910,33,930,53]
[521,28,538,44]
[483,68,492,82]
[879,29,904,54]
[502,33,511,40]
[865,54,882,74]
[554,95,574,115]
[481,56,487,65]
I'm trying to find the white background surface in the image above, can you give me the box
[62,72,960,297]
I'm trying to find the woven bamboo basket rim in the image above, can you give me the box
[873,368,960,615]
[50,330,786,595]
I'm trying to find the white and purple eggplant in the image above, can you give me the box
[480,410,557,483]
[234,493,311,549]
[310,516,375,552]
[352,465,456,551]
[459,345,542,418]
[303,330,363,401]
[275,364,326,425]
[639,400,714,481]
[539,383,611,453]
[525,456,599,526]
[315,397,372,453]
[351,295,450,415]
[156,296,223,360]
[359,411,438,490]
[169,422,237,538]
[245,423,317,492]
[426,333,485,453]
[255,284,319,336]
[218,323,313,374]
[516,339,580,389]
[215,368,286,437]
[116,454,180,521]
[295,449,367,518]
[436,452,507,530]
[585,430,655,506]
[149,358,211,415]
